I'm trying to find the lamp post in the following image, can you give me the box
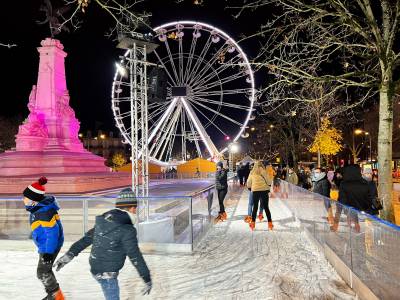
[365,131,372,161]
[228,143,239,174]
[353,129,363,163]
[267,124,274,153]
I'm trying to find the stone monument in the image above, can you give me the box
[0,38,130,193]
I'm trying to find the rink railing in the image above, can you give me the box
[0,184,220,253]
[279,181,400,300]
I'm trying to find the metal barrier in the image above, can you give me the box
[279,180,400,300]
[0,184,220,253]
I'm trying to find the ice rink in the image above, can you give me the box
[0,188,355,299]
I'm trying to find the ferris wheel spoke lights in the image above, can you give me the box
[112,21,255,164]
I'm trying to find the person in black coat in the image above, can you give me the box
[331,165,374,232]
[312,168,333,223]
[237,163,244,186]
[54,188,152,299]
[215,161,228,222]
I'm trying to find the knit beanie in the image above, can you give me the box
[116,188,137,208]
[23,177,47,202]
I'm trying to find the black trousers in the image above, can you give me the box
[217,189,228,213]
[252,191,272,222]
[37,251,60,294]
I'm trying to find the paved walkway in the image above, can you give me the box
[0,188,355,299]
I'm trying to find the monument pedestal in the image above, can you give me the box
[0,38,131,193]
[0,172,131,194]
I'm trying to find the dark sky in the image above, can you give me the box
[0,0,264,133]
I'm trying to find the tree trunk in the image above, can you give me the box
[317,150,321,167]
[378,74,394,221]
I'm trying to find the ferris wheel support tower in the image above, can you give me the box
[116,33,158,198]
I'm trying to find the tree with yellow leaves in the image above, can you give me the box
[309,118,342,167]
[112,152,127,171]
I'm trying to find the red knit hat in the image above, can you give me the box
[23,177,47,202]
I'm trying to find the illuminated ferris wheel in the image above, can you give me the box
[112,21,255,165]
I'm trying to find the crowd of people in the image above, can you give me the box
[215,160,383,233]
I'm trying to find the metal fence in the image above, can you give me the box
[279,180,400,300]
[0,184,220,252]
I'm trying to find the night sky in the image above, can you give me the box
[0,0,264,134]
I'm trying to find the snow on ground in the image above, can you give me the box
[0,188,355,300]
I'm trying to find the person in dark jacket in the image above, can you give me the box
[215,161,228,222]
[362,168,380,215]
[331,165,374,232]
[237,163,244,186]
[312,168,333,224]
[23,177,65,300]
[54,188,152,299]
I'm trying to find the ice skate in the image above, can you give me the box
[258,213,264,222]
[244,215,251,223]
[42,289,65,300]
[221,212,227,220]
[268,221,274,230]
[214,213,223,224]
[249,221,255,231]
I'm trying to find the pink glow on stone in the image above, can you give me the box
[0,38,109,176]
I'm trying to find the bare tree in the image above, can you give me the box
[230,0,400,220]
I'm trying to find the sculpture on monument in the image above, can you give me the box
[18,85,48,139]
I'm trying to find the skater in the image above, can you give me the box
[22,177,65,300]
[246,161,273,231]
[312,168,333,224]
[214,161,228,223]
[54,188,152,300]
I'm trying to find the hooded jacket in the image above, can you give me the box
[26,195,64,254]
[338,165,373,211]
[67,209,151,283]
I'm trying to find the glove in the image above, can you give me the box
[141,281,152,295]
[54,252,74,271]
[41,253,53,264]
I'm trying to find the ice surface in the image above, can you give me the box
[0,189,355,299]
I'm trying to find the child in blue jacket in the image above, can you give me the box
[23,177,65,300]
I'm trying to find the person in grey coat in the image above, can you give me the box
[54,188,151,300]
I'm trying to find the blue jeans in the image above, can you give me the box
[247,192,263,216]
[94,273,120,300]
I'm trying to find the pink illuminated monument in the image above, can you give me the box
[0,38,130,193]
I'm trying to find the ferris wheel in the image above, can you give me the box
[112,21,255,165]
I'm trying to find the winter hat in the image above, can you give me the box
[217,161,223,168]
[116,188,137,208]
[23,177,47,202]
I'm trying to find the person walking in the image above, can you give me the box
[246,161,273,231]
[312,168,333,224]
[214,161,228,223]
[331,165,374,232]
[54,188,152,299]
[22,177,65,300]
[237,163,244,186]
